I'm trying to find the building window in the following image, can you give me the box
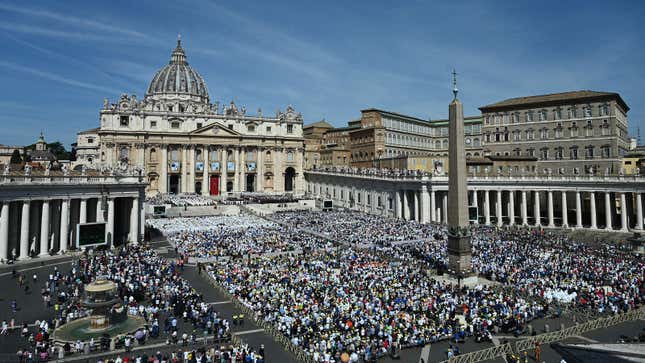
[584,107,592,118]
[150,121,157,128]
[266,126,272,133]
[527,149,535,157]
[228,124,234,130]
[287,124,293,134]
[540,148,548,160]
[171,121,181,129]
[601,145,611,158]
[87,138,94,144]
[585,146,595,159]
[568,108,576,119]
[513,148,521,156]
[120,115,129,127]
[196,123,202,129]
[601,104,609,116]
[513,113,520,123]
[473,138,480,147]
[555,109,562,120]
[526,111,533,122]
[570,147,578,160]
[287,151,294,162]
[540,128,548,139]
[539,110,547,121]
[248,125,255,132]
[555,147,563,160]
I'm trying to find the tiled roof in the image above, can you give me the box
[480,90,629,112]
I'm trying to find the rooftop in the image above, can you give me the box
[480,90,629,112]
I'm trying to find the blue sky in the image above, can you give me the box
[1,0,644,147]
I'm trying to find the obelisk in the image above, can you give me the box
[447,70,473,275]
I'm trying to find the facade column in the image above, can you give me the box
[590,192,597,229]
[181,145,188,193]
[239,148,246,192]
[0,202,9,261]
[534,191,541,226]
[442,193,448,224]
[39,200,50,257]
[188,146,196,193]
[521,191,528,225]
[430,191,436,222]
[79,198,87,224]
[636,193,643,230]
[508,191,515,226]
[220,148,228,196]
[257,148,264,192]
[561,191,568,227]
[420,186,430,223]
[605,192,613,230]
[496,190,503,226]
[59,199,69,253]
[96,198,103,222]
[129,197,139,243]
[402,190,409,220]
[484,190,491,225]
[575,191,583,228]
[620,192,628,231]
[233,148,240,192]
[202,146,209,195]
[472,190,479,224]
[106,198,115,247]
[19,201,30,259]
[395,191,402,219]
[160,145,168,193]
[547,191,555,227]
[414,190,420,222]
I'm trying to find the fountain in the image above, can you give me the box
[52,279,145,343]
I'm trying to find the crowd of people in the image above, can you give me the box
[147,215,330,260]
[147,193,216,207]
[10,244,232,360]
[100,343,266,363]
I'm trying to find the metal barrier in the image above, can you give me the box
[443,306,644,363]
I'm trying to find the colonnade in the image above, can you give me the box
[305,171,645,232]
[0,195,141,263]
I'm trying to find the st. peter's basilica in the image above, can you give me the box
[75,36,305,196]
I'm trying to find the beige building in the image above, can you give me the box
[0,144,23,166]
[76,38,305,196]
[480,90,630,175]
[303,120,333,169]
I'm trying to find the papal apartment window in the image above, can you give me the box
[539,110,547,121]
[526,112,533,122]
[120,115,129,127]
[287,124,293,134]
[584,107,592,118]
[570,147,578,160]
[87,138,94,144]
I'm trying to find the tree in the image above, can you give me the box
[9,149,22,164]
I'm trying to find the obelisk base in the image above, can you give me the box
[447,232,473,277]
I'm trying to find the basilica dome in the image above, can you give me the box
[146,37,209,104]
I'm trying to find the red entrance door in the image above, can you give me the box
[209,175,220,195]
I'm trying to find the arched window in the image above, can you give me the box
[119,146,129,160]
[265,151,272,162]
[149,148,157,162]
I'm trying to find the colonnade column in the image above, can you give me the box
[395,191,402,219]
[534,191,541,226]
[59,199,69,253]
[181,145,188,193]
[129,197,139,243]
[575,191,583,228]
[0,202,9,261]
[620,192,628,231]
[79,198,87,224]
[636,193,643,230]
[472,190,479,224]
[160,145,168,193]
[605,192,612,230]
[220,148,228,196]
[508,191,515,226]
[414,190,420,222]
[521,191,528,225]
[96,198,103,222]
[590,192,597,229]
[39,201,50,257]
[496,190,503,226]
[561,191,568,227]
[547,191,554,227]
[106,198,115,247]
[484,190,491,225]
[19,201,30,259]
[430,191,436,222]
[202,146,209,195]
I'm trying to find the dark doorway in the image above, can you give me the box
[195,182,202,195]
[169,175,180,194]
[284,167,295,192]
[246,174,255,192]
[226,180,233,192]
[210,175,220,195]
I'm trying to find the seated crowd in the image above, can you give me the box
[146,193,216,207]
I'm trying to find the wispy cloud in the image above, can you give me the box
[0,3,149,39]
[0,22,117,41]
[0,60,120,94]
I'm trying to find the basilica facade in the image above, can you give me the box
[75,38,305,196]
